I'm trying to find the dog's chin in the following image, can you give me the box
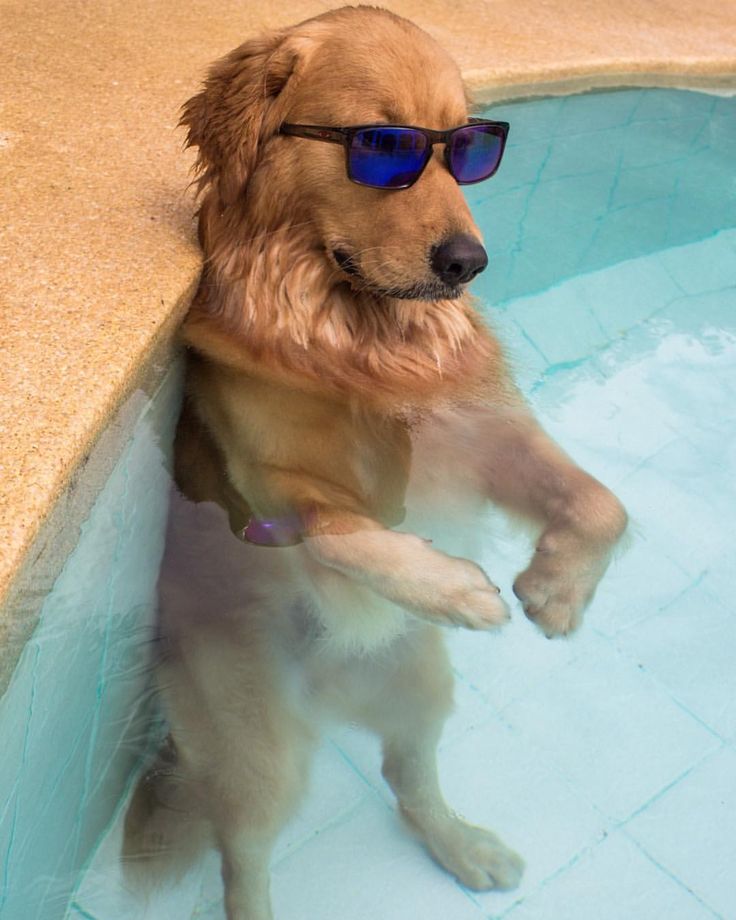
[331,249,462,302]
[379,280,463,302]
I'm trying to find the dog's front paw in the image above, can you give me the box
[513,529,618,637]
[427,557,510,631]
[515,490,627,637]
[513,551,598,637]
[421,816,524,891]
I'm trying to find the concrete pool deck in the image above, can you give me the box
[1,0,736,628]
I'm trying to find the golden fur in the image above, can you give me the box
[123,8,627,919]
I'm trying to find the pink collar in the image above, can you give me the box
[239,514,303,547]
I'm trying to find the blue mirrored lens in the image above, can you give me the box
[349,128,429,188]
[449,126,504,184]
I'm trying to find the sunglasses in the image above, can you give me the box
[279,118,510,190]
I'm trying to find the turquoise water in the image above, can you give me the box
[1,88,735,920]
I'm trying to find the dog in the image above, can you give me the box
[123,8,627,919]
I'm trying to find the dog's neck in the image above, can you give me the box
[185,210,507,410]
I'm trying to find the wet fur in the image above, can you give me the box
[123,8,627,919]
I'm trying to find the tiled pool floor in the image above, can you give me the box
[71,228,736,920]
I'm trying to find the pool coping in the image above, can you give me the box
[2,0,736,685]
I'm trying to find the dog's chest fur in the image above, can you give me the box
[167,356,492,655]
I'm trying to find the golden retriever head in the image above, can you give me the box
[182,7,488,307]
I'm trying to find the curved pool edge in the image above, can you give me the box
[467,66,736,105]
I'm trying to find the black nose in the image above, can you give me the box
[430,234,488,286]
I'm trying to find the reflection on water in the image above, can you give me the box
[1,89,735,920]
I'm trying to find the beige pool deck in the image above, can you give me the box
[1,0,736,632]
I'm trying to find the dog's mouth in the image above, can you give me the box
[330,248,462,302]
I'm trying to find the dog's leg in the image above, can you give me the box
[359,627,524,891]
[469,406,628,636]
[201,713,314,920]
[154,627,316,920]
[230,457,510,633]
[201,692,315,920]
[305,521,510,632]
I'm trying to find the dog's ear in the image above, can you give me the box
[181,31,310,206]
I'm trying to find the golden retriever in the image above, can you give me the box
[123,8,627,919]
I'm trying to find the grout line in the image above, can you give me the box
[617,743,725,829]
[270,794,371,871]
[623,832,725,920]
[67,903,101,920]
[493,830,611,919]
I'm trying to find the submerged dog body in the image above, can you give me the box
[124,8,627,919]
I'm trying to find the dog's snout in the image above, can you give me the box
[430,234,488,286]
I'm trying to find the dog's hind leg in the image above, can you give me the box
[198,688,316,920]
[131,609,317,920]
[360,626,524,892]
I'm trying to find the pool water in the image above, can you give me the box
[2,88,735,920]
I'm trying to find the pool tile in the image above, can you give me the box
[473,185,534,256]
[587,536,695,637]
[526,171,615,234]
[658,229,736,296]
[272,740,372,863]
[507,286,610,367]
[616,586,736,742]
[626,747,736,920]
[667,193,736,249]
[702,556,736,620]
[555,90,643,135]
[491,97,566,146]
[660,289,736,341]
[448,609,588,713]
[441,675,503,748]
[631,89,717,123]
[501,637,719,821]
[535,351,683,468]
[574,254,684,336]
[616,451,729,581]
[577,198,675,273]
[437,719,609,915]
[324,671,529,805]
[493,318,548,392]
[539,130,624,183]
[504,228,600,303]
[611,160,680,211]
[270,799,488,920]
[621,113,710,170]
[503,831,718,920]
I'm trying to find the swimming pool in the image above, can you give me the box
[1,87,734,920]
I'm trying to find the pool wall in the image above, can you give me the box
[0,364,181,920]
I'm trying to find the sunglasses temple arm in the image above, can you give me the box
[280,124,347,144]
